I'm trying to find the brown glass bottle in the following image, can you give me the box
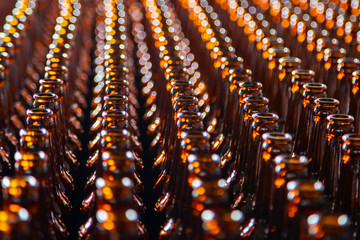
[274,57,302,128]
[335,57,360,114]
[314,38,339,81]
[320,114,354,208]
[242,132,293,240]
[232,113,279,210]
[284,179,326,240]
[308,98,340,177]
[228,95,269,188]
[33,93,76,192]
[271,154,309,239]
[253,37,284,83]
[213,68,251,162]
[285,69,315,136]
[320,47,346,97]
[186,152,243,240]
[263,46,290,101]
[226,82,264,164]
[293,83,327,155]
[219,82,265,173]
[350,70,360,132]
[337,134,360,238]
[159,130,211,239]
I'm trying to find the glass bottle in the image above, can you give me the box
[320,114,354,209]
[232,113,279,209]
[33,93,76,192]
[335,57,360,114]
[274,57,302,129]
[314,38,339,81]
[25,108,73,221]
[271,154,309,239]
[159,130,211,239]
[253,37,284,83]
[320,47,346,97]
[293,83,327,155]
[219,82,265,172]
[228,96,269,189]
[308,98,340,177]
[213,68,251,160]
[337,134,360,238]
[284,179,326,240]
[243,132,293,240]
[285,69,315,136]
[187,153,243,239]
[263,46,290,100]
[350,70,360,132]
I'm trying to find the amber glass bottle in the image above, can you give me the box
[320,114,354,208]
[335,57,360,114]
[293,83,327,154]
[285,69,315,136]
[338,134,360,238]
[242,132,293,240]
[232,113,279,209]
[350,70,360,132]
[308,98,340,177]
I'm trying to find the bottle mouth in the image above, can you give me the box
[106,82,129,88]
[292,68,315,78]
[44,65,68,73]
[244,96,269,106]
[252,112,279,123]
[105,66,129,74]
[230,68,252,78]
[287,180,324,198]
[337,57,360,68]
[315,98,340,107]
[240,81,263,89]
[238,82,263,97]
[176,111,202,122]
[174,95,197,102]
[174,100,198,108]
[268,46,290,59]
[274,154,308,165]
[171,82,192,89]
[33,93,58,102]
[324,47,346,60]
[180,130,210,141]
[104,94,128,103]
[39,78,64,87]
[303,83,327,92]
[164,66,187,76]
[101,127,128,134]
[327,114,354,123]
[279,57,302,67]
[26,108,53,117]
[342,134,360,144]
[20,128,48,138]
[262,132,292,141]
[316,38,338,48]
[102,110,128,119]
[262,37,284,47]
[14,151,46,162]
